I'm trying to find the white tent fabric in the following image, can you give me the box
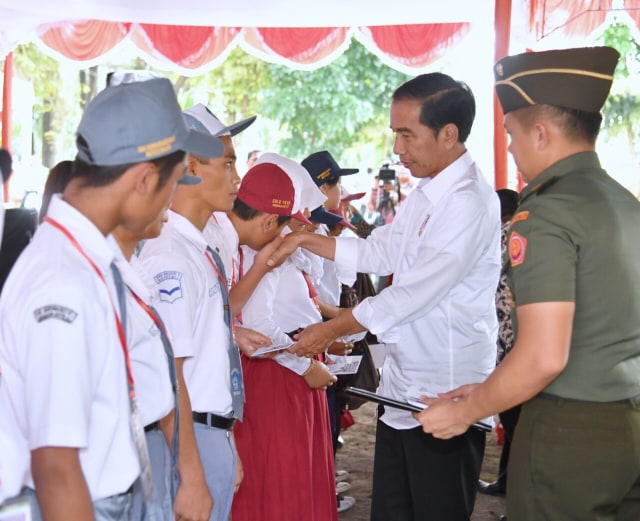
[0,0,490,59]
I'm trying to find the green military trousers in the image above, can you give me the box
[507,394,640,521]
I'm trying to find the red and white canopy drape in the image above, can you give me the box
[529,0,640,40]
[1,0,639,196]
[31,0,640,73]
[37,22,472,73]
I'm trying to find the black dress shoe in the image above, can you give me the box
[477,480,506,497]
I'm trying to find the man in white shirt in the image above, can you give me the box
[267,73,501,521]
[0,78,222,520]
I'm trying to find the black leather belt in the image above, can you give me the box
[192,412,236,430]
[144,420,160,433]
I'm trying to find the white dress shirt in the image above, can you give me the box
[334,152,501,429]
[0,195,140,499]
[312,226,357,306]
[139,210,233,416]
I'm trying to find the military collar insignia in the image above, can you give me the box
[520,176,559,204]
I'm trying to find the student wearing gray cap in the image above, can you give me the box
[415,46,640,521]
[0,78,222,521]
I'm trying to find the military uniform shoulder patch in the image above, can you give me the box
[509,231,527,267]
[511,211,529,224]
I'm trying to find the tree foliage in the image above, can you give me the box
[168,47,270,125]
[259,39,410,162]
[598,22,640,162]
[13,43,66,165]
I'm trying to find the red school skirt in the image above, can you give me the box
[232,355,337,521]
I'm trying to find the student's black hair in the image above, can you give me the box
[0,147,12,183]
[40,160,75,223]
[393,72,476,143]
[496,188,519,219]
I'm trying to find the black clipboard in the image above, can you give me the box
[346,386,423,412]
[345,386,492,432]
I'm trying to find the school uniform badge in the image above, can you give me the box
[509,231,527,267]
[154,270,184,303]
[208,284,220,298]
[33,304,78,323]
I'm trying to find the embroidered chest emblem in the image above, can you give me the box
[209,284,220,298]
[154,271,184,303]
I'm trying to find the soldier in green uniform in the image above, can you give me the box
[414,46,640,521]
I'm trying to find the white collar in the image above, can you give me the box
[46,195,116,271]
[167,209,208,253]
[416,151,475,206]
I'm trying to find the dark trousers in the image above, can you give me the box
[508,395,640,521]
[327,385,338,455]
[371,415,486,521]
[495,404,521,490]
[327,381,350,457]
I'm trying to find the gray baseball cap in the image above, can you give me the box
[76,78,224,185]
[183,103,256,137]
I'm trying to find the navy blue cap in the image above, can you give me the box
[301,151,359,186]
[310,206,343,226]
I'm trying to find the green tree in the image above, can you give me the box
[13,43,66,167]
[169,47,270,126]
[599,22,640,166]
[259,39,410,163]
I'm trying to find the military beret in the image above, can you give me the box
[494,46,620,114]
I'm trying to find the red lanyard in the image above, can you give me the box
[301,270,320,311]
[233,247,244,325]
[237,246,244,281]
[43,216,136,396]
[129,290,168,339]
[204,249,227,287]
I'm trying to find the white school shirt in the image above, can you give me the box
[0,411,30,503]
[111,241,173,427]
[139,210,233,416]
[0,195,140,499]
[334,152,501,429]
[241,245,315,375]
[203,212,237,290]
